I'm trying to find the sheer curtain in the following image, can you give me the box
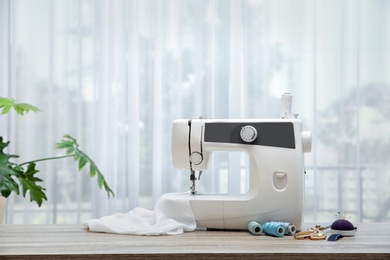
[0,0,389,224]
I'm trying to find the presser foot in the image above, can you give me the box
[190,170,202,195]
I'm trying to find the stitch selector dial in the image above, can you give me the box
[190,152,203,165]
[240,125,258,143]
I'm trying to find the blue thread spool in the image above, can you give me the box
[262,222,285,237]
[285,224,296,235]
[248,221,263,235]
[272,221,296,235]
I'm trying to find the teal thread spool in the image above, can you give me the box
[272,221,296,235]
[285,224,296,235]
[248,221,263,235]
[262,222,285,237]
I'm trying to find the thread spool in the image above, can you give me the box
[280,93,292,118]
[285,224,297,236]
[262,222,285,237]
[248,221,263,236]
[271,222,296,235]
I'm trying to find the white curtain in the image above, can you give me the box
[0,0,389,224]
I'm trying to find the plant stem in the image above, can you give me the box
[20,155,73,166]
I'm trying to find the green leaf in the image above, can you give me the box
[63,134,77,144]
[89,164,97,177]
[13,103,40,115]
[0,168,20,197]
[1,104,12,115]
[103,182,115,198]
[18,163,47,207]
[0,137,21,198]
[56,135,79,156]
[97,172,104,188]
[0,98,14,114]
[96,171,114,198]
[0,97,40,115]
[55,134,115,198]
[77,155,88,170]
[55,141,73,149]
[0,137,47,206]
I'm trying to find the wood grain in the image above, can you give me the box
[0,223,389,259]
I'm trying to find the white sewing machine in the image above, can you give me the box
[171,94,311,230]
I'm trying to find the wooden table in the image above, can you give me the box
[0,223,389,259]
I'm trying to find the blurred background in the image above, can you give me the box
[0,0,389,224]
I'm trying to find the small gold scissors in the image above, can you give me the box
[294,225,329,240]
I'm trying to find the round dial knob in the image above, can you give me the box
[190,152,203,165]
[240,125,258,143]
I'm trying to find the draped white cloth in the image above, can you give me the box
[84,193,196,235]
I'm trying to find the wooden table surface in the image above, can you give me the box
[0,223,389,259]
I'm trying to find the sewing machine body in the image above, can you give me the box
[171,116,311,230]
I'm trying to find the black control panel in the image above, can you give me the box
[203,122,296,149]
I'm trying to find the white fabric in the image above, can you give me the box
[84,193,196,235]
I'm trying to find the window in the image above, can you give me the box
[1,0,389,224]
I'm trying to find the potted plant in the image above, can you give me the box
[0,97,114,223]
